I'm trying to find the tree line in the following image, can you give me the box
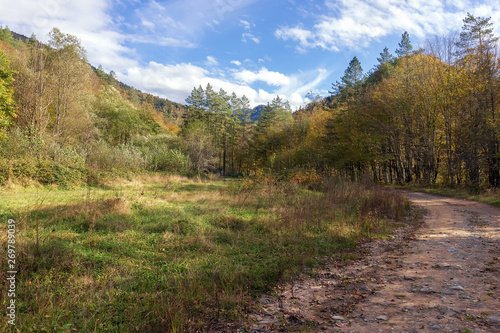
[1,13,499,189]
[322,13,499,189]
[182,84,293,175]
[180,13,500,189]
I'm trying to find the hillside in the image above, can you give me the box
[92,65,186,122]
[3,27,186,123]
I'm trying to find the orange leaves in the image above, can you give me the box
[289,169,323,188]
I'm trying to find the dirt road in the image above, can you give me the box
[249,191,500,332]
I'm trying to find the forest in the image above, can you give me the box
[0,13,499,190]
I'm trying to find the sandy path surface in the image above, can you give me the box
[248,191,500,333]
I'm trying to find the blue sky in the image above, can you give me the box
[1,0,500,109]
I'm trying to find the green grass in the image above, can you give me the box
[1,175,411,332]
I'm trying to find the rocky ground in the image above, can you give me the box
[247,191,500,333]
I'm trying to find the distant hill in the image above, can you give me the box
[10,30,31,43]
[248,105,265,122]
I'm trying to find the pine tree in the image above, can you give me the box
[330,56,363,99]
[396,31,413,58]
[377,47,394,67]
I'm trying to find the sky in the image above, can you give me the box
[1,0,500,109]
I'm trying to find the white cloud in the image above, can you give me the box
[276,0,500,52]
[119,62,329,109]
[275,26,315,52]
[242,32,260,44]
[0,0,139,72]
[120,61,286,107]
[233,67,291,86]
[231,60,242,66]
[239,19,251,30]
[205,56,218,66]
[141,19,155,31]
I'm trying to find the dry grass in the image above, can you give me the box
[0,176,411,332]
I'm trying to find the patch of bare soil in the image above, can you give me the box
[247,191,500,333]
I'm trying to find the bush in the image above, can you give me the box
[0,158,87,186]
[86,141,145,171]
[35,161,86,186]
[0,127,31,158]
[131,134,190,174]
[143,147,190,173]
[131,133,180,149]
[45,142,86,167]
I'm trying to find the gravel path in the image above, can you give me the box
[248,191,500,333]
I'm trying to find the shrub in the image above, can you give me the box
[45,142,86,167]
[131,134,190,173]
[0,158,86,186]
[144,147,190,173]
[131,133,180,149]
[35,160,86,186]
[86,141,145,171]
[0,127,31,158]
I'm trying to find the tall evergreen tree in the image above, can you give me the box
[330,56,364,101]
[377,46,395,67]
[396,31,413,58]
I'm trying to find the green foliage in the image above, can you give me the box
[395,31,413,58]
[93,86,152,144]
[86,140,145,171]
[134,134,190,173]
[184,84,255,175]
[456,12,499,56]
[330,56,364,101]
[147,148,189,173]
[0,48,16,138]
[0,127,28,158]
[377,46,395,67]
[180,120,217,173]
[0,26,20,47]
[0,158,86,185]
[34,160,86,185]
[45,28,94,144]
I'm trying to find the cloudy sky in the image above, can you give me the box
[1,0,499,109]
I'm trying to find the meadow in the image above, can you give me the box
[1,175,410,332]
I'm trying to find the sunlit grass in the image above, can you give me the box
[0,175,411,332]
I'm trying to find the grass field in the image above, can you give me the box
[1,175,410,332]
